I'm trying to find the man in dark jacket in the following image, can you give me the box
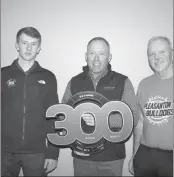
[1,27,59,176]
[62,37,139,176]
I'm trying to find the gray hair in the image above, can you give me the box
[147,36,172,51]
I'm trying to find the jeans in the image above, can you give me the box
[1,152,46,177]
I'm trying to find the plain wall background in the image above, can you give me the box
[1,0,173,176]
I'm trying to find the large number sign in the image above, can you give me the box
[46,91,133,154]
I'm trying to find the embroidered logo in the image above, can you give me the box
[144,96,173,125]
[103,86,115,90]
[6,79,16,87]
[38,80,46,84]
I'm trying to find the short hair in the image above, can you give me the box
[16,27,41,44]
[87,37,110,49]
[147,36,172,51]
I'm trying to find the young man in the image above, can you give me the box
[62,37,139,176]
[129,36,173,177]
[1,27,59,176]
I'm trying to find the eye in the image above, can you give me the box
[100,52,105,55]
[89,52,94,55]
[22,42,27,45]
[149,53,154,57]
[32,43,36,46]
[159,50,165,54]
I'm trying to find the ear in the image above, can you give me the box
[85,53,88,62]
[108,54,112,62]
[36,46,41,54]
[15,42,19,52]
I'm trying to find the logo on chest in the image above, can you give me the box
[144,96,173,125]
[6,79,16,88]
[38,80,46,84]
[103,86,115,90]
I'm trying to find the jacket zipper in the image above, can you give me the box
[22,75,27,140]
[92,78,98,92]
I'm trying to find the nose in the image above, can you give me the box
[154,53,161,61]
[94,54,99,61]
[27,44,32,51]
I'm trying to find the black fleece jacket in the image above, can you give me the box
[1,59,59,159]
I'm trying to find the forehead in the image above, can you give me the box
[88,40,109,51]
[18,33,39,43]
[148,39,170,52]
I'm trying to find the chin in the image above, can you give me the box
[153,67,166,73]
[92,70,103,74]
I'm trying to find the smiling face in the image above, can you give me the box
[15,33,41,62]
[147,39,173,73]
[85,40,112,76]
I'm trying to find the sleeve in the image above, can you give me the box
[61,80,72,103]
[121,78,139,127]
[45,74,60,159]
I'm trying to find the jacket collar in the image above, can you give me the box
[10,59,43,73]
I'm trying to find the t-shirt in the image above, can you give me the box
[137,74,173,150]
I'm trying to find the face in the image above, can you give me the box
[15,33,41,61]
[86,40,112,75]
[147,39,173,73]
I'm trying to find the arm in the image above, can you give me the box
[61,80,72,103]
[128,83,144,175]
[132,86,144,155]
[121,78,139,127]
[44,74,59,172]
[133,107,144,155]
[122,79,144,154]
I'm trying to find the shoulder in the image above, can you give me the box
[111,71,128,79]
[1,65,11,72]
[42,68,56,77]
[38,65,57,79]
[110,71,128,85]
[37,67,57,87]
[71,71,85,81]
[138,74,155,89]
[1,65,11,77]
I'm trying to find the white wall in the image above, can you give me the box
[1,0,173,176]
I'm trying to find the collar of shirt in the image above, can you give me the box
[88,68,108,87]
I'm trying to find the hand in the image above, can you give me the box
[74,150,90,156]
[44,159,58,173]
[81,113,95,126]
[128,156,134,175]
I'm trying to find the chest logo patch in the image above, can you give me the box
[144,96,173,125]
[38,80,46,84]
[6,79,16,87]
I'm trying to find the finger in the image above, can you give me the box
[86,122,95,126]
[44,160,48,169]
[82,116,93,120]
[45,161,52,173]
[46,161,55,173]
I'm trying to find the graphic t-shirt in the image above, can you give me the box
[137,74,173,150]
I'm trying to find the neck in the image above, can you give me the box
[155,63,173,79]
[92,73,100,80]
[89,67,108,80]
[18,57,35,72]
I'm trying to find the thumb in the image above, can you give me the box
[44,159,48,169]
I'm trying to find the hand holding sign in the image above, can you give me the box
[81,113,95,126]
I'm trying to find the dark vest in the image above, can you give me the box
[70,65,127,161]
